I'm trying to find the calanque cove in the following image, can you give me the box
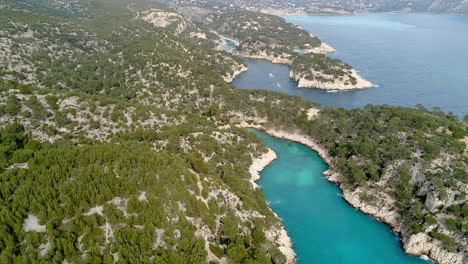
[0,0,466,264]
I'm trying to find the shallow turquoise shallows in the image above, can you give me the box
[232,13,468,117]
[249,129,428,264]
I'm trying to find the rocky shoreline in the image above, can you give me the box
[249,147,296,264]
[236,52,294,65]
[235,48,375,90]
[241,120,465,264]
[214,22,375,90]
[249,148,277,189]
[223,64,248,83]
[302,42,336,54]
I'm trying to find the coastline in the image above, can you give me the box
[235,49,376,90]
[243,120,332,264]
[241,122,461,264]
[213,20,375,91]
[236,52,294,65]
[223,64,248,83]
[249,146,296,264]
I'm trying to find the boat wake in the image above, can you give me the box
[419,255,434,263]
[267,200,281,205]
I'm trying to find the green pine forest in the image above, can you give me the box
[0,0,466,263]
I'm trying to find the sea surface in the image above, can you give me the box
[232,13,468,117]
[250,129,428,264]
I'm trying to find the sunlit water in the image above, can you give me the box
[249,129,429,264]
[233,13,468,117]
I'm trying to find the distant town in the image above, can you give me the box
[159,0,468,15]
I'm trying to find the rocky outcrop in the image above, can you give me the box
[249,148,277,188]
[405,233,467,264]
[223,64,248,83]
[341,188,401,231]
[302,42,336,54]
[425,191,443,213]
[290,68,376,90]
[141,9,187,34]
[265,222,296,264]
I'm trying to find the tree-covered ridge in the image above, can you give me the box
[0,0,245,100]
[172,6,322,61]
[0,80,302,263]
[0,8,108,86]
[0,0,92,17]
[0,0,294,262]
[0,121,290,263]
[207,10,321,53]
[0,0,467,263]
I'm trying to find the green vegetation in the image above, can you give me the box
[291,53,355,84]
[193,8,361,87]
[0,122,286,263]
[0,0,287,262]
[0,0,466,262]
[208,10,321,51]
[293,105,467,253]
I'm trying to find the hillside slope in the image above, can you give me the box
[0,0,466,264]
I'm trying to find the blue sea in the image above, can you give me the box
[232,13,468,117]
[250,129,428,264]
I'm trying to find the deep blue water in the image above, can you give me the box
[250,129,428,264]
[232,13,468,117]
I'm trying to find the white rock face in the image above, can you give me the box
[425,191,443,213]
[306,108,320,120]
[189,31,206,39]
[303,42,336,54]
[405,233,466,264]
[249,148,277,188]
[140,9,186,34]
[83,205,103,216]
[38,238,51,257]
[23,214,46,233]
[138,191,148,202]
[223,63,248,83]
[7,163,29,169]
